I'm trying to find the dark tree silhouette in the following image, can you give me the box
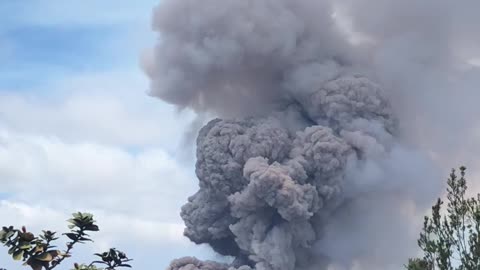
[0,212,132,270]
[406,167,480,270]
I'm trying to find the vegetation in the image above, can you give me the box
[7,166,480,270]
[406,166,480,270]
[0,212,132,270]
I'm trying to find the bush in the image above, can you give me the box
[0,212,132,270]
[406,166,480,270]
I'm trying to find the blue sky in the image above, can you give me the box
[0,25,118,90]
[0,1,213,269]
[0,1,152,91]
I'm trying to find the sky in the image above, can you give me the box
[0,1,218,269]
[3,1,480,270]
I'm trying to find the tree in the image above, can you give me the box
[0,212,132,270]
[406,166,480,270]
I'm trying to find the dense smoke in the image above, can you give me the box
[142,0,480,269]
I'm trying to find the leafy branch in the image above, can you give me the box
[0,212,132,270]
[406,166,480,270]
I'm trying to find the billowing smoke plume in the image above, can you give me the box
[142,0,480,269]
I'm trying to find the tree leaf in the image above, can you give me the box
[65,233,77,241]
[19,232,35,241]
[35,252,53,262]
[85,224,99,231]
[20,244,32,250]
[26,259,44,270]
[5,231,14,239]
[79,237,92,241]
[49,250,62,257]
[13,249,24,260]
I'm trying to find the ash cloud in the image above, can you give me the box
[142,0,355,117]
[142,0,480,269]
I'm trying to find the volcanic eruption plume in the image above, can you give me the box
[141,0,480,269]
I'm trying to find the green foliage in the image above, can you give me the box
[405,258,433,270]
[407,166,480,270]
[0,212,132,270]
[91,249,132,269]
[72,264,101,270]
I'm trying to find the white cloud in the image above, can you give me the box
[0,65,209,270]
[0,200,187,246]
[0,200,213,270]
[0,1,218,268]
[0,127,197,221]
[469,58,480,67]
[0,70,196,150]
